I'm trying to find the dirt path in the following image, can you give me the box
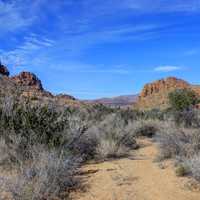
[71,139,200,200]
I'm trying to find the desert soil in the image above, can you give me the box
[71,139,200,200]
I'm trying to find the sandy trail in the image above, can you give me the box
[71,139,200,200]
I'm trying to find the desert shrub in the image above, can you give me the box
[175,164,188,177]
[84,113,138,159]
[155,123,200,182]
[141,109,165,120]
[116,108,141,124]
[0,98,93,199]
[156,126,200,160]
[0,96,98,159]
[0,144,80,200]
[115,108,166,122]
[126,119,162,138]
[0,134,26,167]
[87,104,114,122]
[66,126,98,160]
[168,89,200,127]
[156,127,190,160]
[168,89,199,111]
[96,139,128,159]
[170,109,200,128]
[184,154,200,181]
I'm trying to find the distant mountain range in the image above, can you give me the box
[84,95,139,107]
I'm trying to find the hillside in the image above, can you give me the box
[136,77,200,110]
[84,95,138,107]
[0,64,84,107]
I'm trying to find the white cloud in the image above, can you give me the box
[1,0,200,35]
[154,66,182,72]
[1,0,199,73]
[0,0,36,33]
[122,0,200,13]
[1,34,55,68]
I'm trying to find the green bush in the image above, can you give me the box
[175,164,188,177]
[168,89,199,111]
[168,89,200,127]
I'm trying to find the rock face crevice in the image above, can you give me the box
[136,77,200,110]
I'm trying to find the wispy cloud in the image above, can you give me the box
[79,0,200,18]
[1,0,198,62]
[154,66,183,72]
[48,62,152,75]
[0,0,197,76]
[0,0,35,33]
[184,49,199,56]
[1,0,200,35]
[1,34,55,69]
[122,0,200,13]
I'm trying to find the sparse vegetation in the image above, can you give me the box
[0,94,141,199]
[2,77,200,199]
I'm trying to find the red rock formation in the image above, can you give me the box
[10,71,55,98]
[140,77,189,98]
[136,77,195,110]
[11,72,43,91]
[0,65,79,106]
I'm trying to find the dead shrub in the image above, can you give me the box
[184,154,200,181]
[0,143,80,200]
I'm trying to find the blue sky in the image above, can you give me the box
[1,0,200,99]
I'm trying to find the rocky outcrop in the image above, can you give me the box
[56,94,76,101]
[0,64,9,76]
[136,77,197,110]
[11,72,43,91]
[0,64,80,107]
[140,77,189,98]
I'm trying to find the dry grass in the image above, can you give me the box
[155,120,200,182]
[96,139,129,159]
[184,154,200,181]
[0,140,80,200]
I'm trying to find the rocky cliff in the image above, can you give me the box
[10,71,53,98]
[136,77,200,110]
[11,72,43,91]
[0,65,80,106]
